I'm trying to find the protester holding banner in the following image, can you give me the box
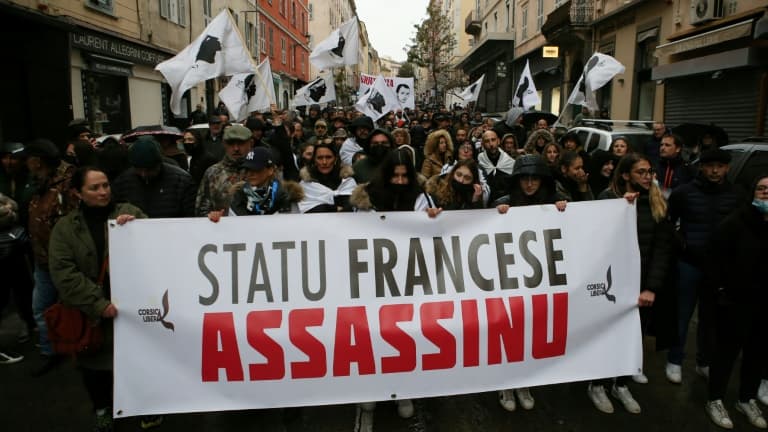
[48,166,147,431]
[425,159,484,210]
[702,173,768,429]
[593,153,675,411]
[298,142,357,213]
[421,130,454,179]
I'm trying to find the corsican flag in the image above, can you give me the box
[293,73,337,106]
[309,17,360,70]
[354,75,399,121]
[512,60,540,109]
[156,9,254,115]
[219,59,276,121]
[567,53,625,111]
[458,74,485,104]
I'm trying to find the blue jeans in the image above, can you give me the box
[667,260,708,366]
[32,265,58,356]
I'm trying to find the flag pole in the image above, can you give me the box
[225,8,276,109]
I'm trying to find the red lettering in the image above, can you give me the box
[461,300,480,367]
[247,310,285,380]
[201,312,244,382]
[420,301,456,370]
[289,308,327,379]
[486,297,524,364]
[333,306,375,376]
[379,304,416,373]
[532,293,568,359]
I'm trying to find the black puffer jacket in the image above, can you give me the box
[668,176,745,266]
[598,189,673,293]
[112,163,196,218]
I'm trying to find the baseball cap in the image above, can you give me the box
[242,147,274,171]
[19,139,60,159]
[129,136,163,168]
[224,124,252,142]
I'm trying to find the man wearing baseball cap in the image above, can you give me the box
[195,124,252,216]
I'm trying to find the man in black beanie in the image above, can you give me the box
[112,136,196,218]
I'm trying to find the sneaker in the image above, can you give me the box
[498,389,516,412]
[139,415,164,429]
[632,372,648,384]
[93,408,113,432]
[695,365,710,379]
[736,400,768,429]
[759,380,768,406]
[666,363,682,384]
[611,385,641,414]
[396,399,414,419]
[587,384,614,414]
[706,400,734,429]
[515,388,535,410]
[0,350,24,364]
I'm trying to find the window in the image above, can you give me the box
[292,2,296,27]
[160,0,187,26]
[291,46,295,70]
[493,12,497,32]
[726,0,737,15]
[280,0,286,16]
[245,21,251,50]
[202,0,212,25]
[521,6,528,39]
[86,0,114,15]
[537,0,544,31]
[260,22,267,53]
[269,27,274,58]
[281,38,287,64]
[309,3,313,20]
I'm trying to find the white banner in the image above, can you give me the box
[110,200,641,418]
[359,73,415,110]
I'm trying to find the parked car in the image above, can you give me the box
[721,138,768,190]
[569,120,653,154]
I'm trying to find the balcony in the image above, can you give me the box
[541,0,594,45]
[465,11,481,35]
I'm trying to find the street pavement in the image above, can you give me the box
[0,310,753,432]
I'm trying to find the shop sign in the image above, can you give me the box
[71,31,169,66]
[543,46,559,58]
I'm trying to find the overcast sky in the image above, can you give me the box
[356,0,431,62]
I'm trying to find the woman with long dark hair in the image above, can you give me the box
[425,159,485,210]
[48,166,146,431]
[589,153,674,415]
[298,143,357,213]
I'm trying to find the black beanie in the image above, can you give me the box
[129,136,162,168]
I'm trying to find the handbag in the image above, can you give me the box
[44,257,109,355]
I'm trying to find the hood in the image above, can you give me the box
[349,116,374,132]
[504,107,524,128]
[350,183,372,210]
[424,130,454,156]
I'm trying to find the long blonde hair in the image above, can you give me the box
[610,153,667,222]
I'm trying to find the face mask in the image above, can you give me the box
[183,143,196,154]
[368,146,390,163]
[390,184,409,194]
[452,179,474,196]
[63,154,78,166]
[752,199,768,214]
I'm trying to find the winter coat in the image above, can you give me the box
[298,165,357,213]
[704,204,768,308]
[657,155,695,194]
[556,177,594,202]
[350,183,434,212]
[228,179,304,216]
[668,177,745,267]
[195,156,247,216]
[112,163,196,218]
[27,161,79,268]
[478,150,516,203]
[424,174,484,210]
[48,202,146,369]
[270,123,300,182]
[421,130,454,179]
[187,146,218,188]
[523,129,556,155]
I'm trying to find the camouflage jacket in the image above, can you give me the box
[195,155,247,216]
[28,161,78,268]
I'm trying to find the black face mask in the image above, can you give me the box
[452,179,474,197]
[63,155,78,166]
[390,184,410,194]
[368,146,391,163]
[183,143,196,155]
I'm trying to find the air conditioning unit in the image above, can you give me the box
[690,0,724,26]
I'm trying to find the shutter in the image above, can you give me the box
[178,0,187,26]
[160,0,169,18]
[665,69,760,143]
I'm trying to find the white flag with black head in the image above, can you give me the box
[458,74,485,104]
[293,73,336,106]
[156,10,254,115]
[512,60,540,109]
[309,17,360,70]
[567,53,625,111]
[219,59,276,121]
[355,75,399,121]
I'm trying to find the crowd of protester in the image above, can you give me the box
[0,102,766,431]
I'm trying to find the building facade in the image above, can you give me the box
[307,0,357,105]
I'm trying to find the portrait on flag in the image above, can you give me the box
[358,74,415,110]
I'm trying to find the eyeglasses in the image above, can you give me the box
[632,168,654,177]
[756,185,768,192]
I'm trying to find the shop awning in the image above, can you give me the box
[655,20,753,58]
[456,33,514,74]
[652,46,767,80]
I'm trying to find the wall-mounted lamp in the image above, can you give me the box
[656,79,664,85]
[711,71,723,79]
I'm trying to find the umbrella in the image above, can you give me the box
[521,111,558,129]
[670,123,729,149]
[121,125,184,143]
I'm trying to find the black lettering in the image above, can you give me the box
[373,239,400,297]
[495,233,518,290]
[544,229,567,286]
[223,243,246,304]
[433,236,464,294]
[348,239,368,299]
[248,243,273,303]
[273,241,296,302]
[519,231,543,288]
[198,244,219,306]
[302,240,326,301]
[404,238,433,296]
[468,234,493,291]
